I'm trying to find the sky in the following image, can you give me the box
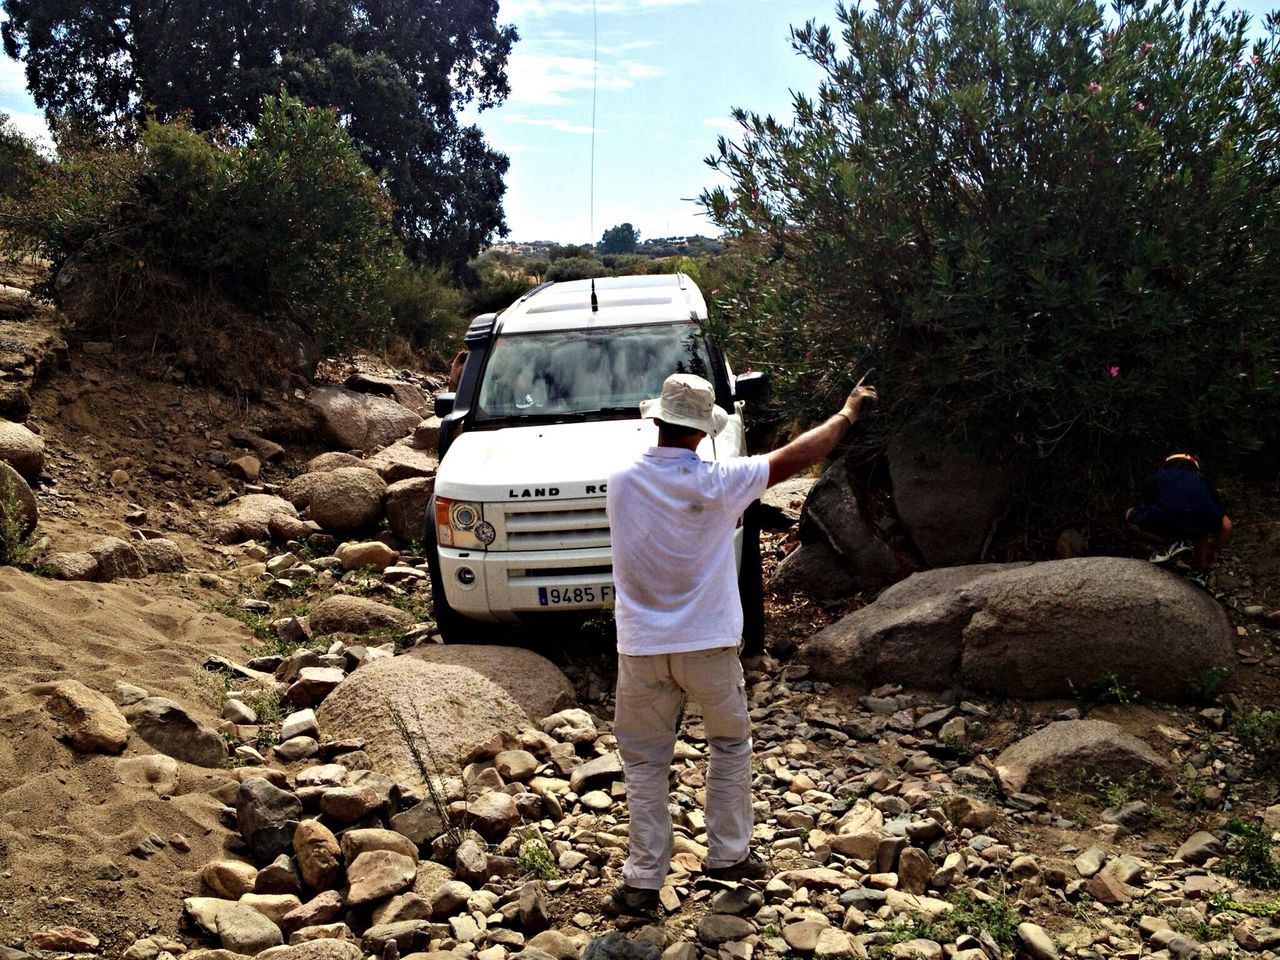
[2,1,1276,245]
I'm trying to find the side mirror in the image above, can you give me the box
[434,392,456,418]
[733,371,769,402]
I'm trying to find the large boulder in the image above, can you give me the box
[309,595,414,635]
[308,387,420,452]
[210,494,299,544]
[307,451,365,473]
[887,431,1018,567]
[317,657,533,782]
[0,461,37,537]
[343,372,434,417]
[41,679,130,753]
[125,697,228,767]
[365,437,439,484]
[771,541,867,601]
[385,477,434,543]
[801,558,1234,702]
[780,459,902,598]
[304,467,386,533]
[994,719,1172,793]
[0,419,44,481]
[88,536,146,582]
[405,645,576,719]
[135,537,186,573]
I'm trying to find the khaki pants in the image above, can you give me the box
[614,645,753,890]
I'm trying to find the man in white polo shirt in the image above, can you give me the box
[605,372,878,913]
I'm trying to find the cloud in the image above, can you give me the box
[2,109,53,149]
[504,113,598,134]
[0,56,30,98]
[506,52,663,106]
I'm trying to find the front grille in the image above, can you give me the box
[493,499,612,551]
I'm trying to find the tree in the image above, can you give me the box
[0,0,516,266]
[599,222,641,255]
[703,0,1280,526]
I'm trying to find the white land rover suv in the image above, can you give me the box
[428,273,768,647]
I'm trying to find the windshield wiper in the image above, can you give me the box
[595,406,642,416]
[474,412,592,428]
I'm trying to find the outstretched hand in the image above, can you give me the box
[840,383,878,422]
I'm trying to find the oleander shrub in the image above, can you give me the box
[703,0,1280,528]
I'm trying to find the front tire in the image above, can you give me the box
[739,501,766,657]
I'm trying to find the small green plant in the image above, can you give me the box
[196,669,234,711]
[254,727,279,752]
[1091,774,1155,809]
[1073,673,1142,712]
[246,688,283,727]
[516,829,559,880]
[1231,708,1280,774]
[759,923,781,939]
[938,892,1020,948]
[941,733,976,763]
[1184,667,1230,703]
[210,598,275,642]
[1211,893,1280,918]
[1222,818,1280,890]
[1181,775,1208,812]
[0,474,37,567]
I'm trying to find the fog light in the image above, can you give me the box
[475,521,496,545]
[456,566,476,587]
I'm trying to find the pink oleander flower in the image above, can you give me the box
[1141,42,1154,52]
[1136,101,1146,111]
[1088,81,1102,93]
[1110,366,1121,378]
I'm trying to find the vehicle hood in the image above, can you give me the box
[436,418,720,502]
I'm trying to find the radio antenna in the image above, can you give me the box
[589,0,599,314]
[589,0,598,249]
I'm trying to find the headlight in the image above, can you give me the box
[434,497,489,549]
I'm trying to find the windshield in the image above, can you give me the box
[474,322,714,422]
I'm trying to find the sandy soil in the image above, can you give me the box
[0,570,256,950]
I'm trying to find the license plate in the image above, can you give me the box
[538,584,613,607]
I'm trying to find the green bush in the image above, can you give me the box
[0,113,43,199]
[703,0,1280,528]
[382,259,468,360]
[0,473,37,567]
[1232,707,1280,774]
[545,256,609,282]
[3,93,399,354]
[1223,818,1280,890]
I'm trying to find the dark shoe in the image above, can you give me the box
[705,852,770,882]
[1150,540,1191,564]
[607,883,659,915]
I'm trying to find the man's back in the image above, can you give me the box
[606,447,768,656]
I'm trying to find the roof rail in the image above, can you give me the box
[518,280,555,302]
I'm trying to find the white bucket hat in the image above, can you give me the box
[639,373,729,438]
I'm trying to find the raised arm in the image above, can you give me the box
[766,385,878,486]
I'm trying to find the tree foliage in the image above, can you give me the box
[599,222,641,255]
[703,0,1280,523]
[3,93,400,353]
[0,0,516,266]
